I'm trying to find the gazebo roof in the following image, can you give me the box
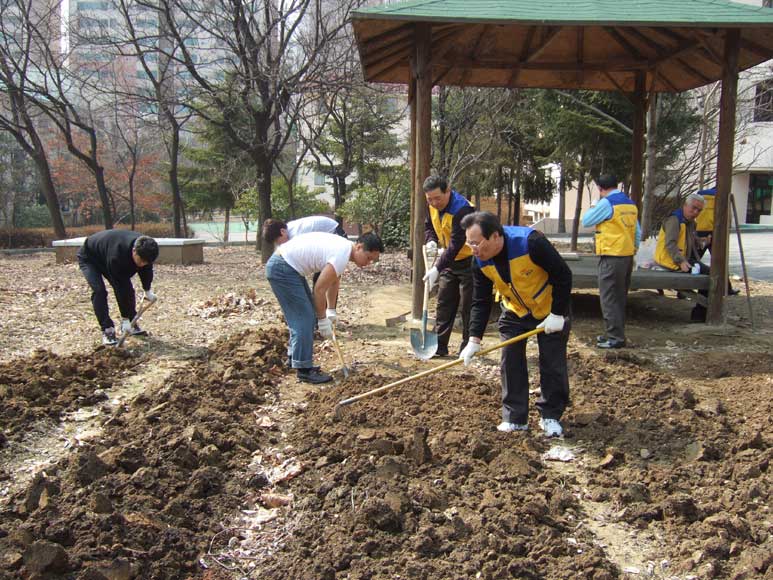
[352,0,773,92]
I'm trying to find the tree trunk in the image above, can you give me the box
[33,149,67,238]
[257,156,273,261]
[641,93,659,240]
[514,162,522,226]
[496,165,503,220]
[94,165,113,229]
[224,206,230,247]
[571,169,586,252]
[558,163,567,233]
[168,128,183,237]
[507,169,513,224]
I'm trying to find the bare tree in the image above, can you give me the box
[0,0,66,236]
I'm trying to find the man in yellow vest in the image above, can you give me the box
[459,211,572,438]
[422,175,475,358]
[655,193,709,322]
[694,186,740,295]
[581,174,640,349]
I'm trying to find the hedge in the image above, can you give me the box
[0,223,186,249]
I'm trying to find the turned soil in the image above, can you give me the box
[0,247,771,580]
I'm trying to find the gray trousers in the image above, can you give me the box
[598,255,632,343]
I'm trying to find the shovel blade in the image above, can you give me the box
[410,328,438,360]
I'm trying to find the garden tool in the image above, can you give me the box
[334,328,544,418]
[330,326,350,379]
[409,244,438,360]
[116,294,156,348]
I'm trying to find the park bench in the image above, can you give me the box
[52,237,205,265]
[563,253,710,291]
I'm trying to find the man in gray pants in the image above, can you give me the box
[581,174,641,349]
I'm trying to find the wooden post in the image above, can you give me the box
[408,72,417,257]
[411,23,432,320]
[630,72,646,210]
[707,29,739,325]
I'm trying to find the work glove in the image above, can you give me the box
[325,308,337,325]
[425,240,438,258]
[120,319,133,334]
[423,266,439,289]
[317,317,334,339]
[144,289,158,303]
[459,341,481,366]
[537,313,565,334]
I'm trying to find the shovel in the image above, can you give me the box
[330,325,350,379]
[335,327,544,417]
[409,244,438,360]
[116,295,156,348]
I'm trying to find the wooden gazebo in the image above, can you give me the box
[351,0,773,324]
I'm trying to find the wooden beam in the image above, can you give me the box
[604,26,644,60]
[507,26,535,87]
[603,71,632,101]
[362,24,412,54]
[630,71,646,209]
[524,26,562,62]
[708,29,740,325]
[674,57,712,85]
[412,22,432,320]
[576,26,584,83]
[655,68,679,92]
[460,24,490,86]
[739,36,773,60]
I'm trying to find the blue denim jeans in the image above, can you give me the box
[266,253,315,369]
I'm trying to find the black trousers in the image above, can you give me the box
[78,255,137,330]
[498,307,570,424]
[434,257,472,355]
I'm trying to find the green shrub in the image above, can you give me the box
[0,223,182,249]
[15,204,53,228]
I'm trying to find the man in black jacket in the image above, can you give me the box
[77,230,159,345]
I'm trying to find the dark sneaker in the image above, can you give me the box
[129,323,148,336]
[690,305,707,323]
[432,351,451,359]
[597,339,626,349]
[297,368,333,384]
[596,335,607,344]
[102,328,117,346]
[728,287,741,296]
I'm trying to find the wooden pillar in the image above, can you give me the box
[408,73,416,256]
[707,29,740,325]
[411,23,432,320]
[630,71,646,209]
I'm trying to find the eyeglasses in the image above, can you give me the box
[466,239,484,249]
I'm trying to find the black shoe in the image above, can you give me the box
[129,323,148,336]
[297,368,333,384]
[690,306,707,323]
[596,335,607,344]
[102,328,117,346]
[728,288,741,296]
[597,339,626,349]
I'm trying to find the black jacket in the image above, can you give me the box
[78,230,153,290]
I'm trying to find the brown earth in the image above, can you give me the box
[0,247,771,579]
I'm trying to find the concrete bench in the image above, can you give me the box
[52,237,204,265]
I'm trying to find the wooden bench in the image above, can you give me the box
[562,253,710,291]
[52,237,205,265]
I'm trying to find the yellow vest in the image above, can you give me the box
[595,191,638,256]
[655,210,687,270]
[477,226,552,319]
[695,188,715,232]
[429,190,473,261]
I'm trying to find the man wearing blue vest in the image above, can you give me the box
[459,212,572,438]
[581,174,641,349]
[422,175,475,358]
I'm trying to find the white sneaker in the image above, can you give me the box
[540,418,563,437]
[497,421,528,432]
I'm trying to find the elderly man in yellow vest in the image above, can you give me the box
[422,175,475,358]
[655,193,709,322]
[458,211,573,438]
[581,174,640,349]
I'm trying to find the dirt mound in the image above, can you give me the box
[0,329,288,579]
[0,348,144,438]
[250,350,770,580]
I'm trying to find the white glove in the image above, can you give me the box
[317,317,334,339]
[423,266,439,288]
[120,319,133,334]
[325,308,337,324]
[459,341,481,366]
[537,313,565,334]
[425,241,438,258]
[144,289,157,303]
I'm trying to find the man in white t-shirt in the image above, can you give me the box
[265,231,384,384]
[261,216,345,247]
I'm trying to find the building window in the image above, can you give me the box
[314,172,326,186]
[747,173,773,224]
[753,80,773,123]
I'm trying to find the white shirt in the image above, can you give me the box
[280,232,352,277]
[287,216,339,238]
